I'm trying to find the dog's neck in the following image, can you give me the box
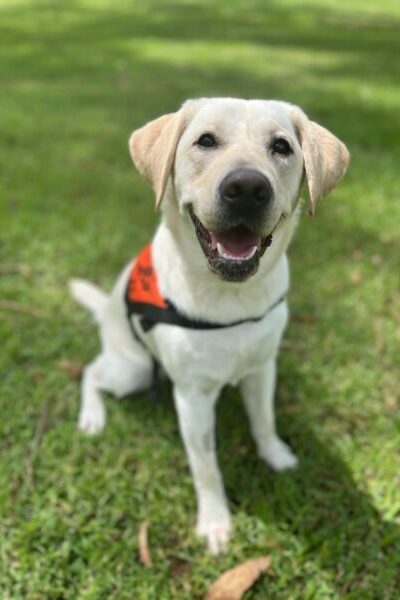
[151,198,301,324]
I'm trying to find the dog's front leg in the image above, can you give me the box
[174,384,231,554]
[241,359,298,471]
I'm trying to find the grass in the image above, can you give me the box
[1,0,400,597]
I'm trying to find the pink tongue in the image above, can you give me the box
[211,226,260,258]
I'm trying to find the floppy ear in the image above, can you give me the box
[129,110,188,208]
[292,110,350,215]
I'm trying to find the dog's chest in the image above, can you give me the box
[150,301,288,388]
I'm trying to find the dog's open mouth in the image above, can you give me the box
[189,208,272,282]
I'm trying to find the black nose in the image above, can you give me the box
[219,168,273,217]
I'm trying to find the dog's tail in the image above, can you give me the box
[69,278,109,323]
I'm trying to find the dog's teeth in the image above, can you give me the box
[246,246,258,259]
[216,242,225,256]
[216,243,257,261]
[217,243,235,260]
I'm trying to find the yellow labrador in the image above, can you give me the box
[70,98,349,554]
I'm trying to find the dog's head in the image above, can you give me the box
[129,98,349,282]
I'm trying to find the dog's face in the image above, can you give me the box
[174,99,305,281]
[129,98,349,282]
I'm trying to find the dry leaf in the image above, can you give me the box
[59,359,84,380]
[385,394,398,410]
[205,556,271,600]
[138,520,153,567]
[349,271,362,285]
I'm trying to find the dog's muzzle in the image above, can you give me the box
[189,210,273,283]
[189,168,276,282]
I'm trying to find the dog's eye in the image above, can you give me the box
[196,133,218,148]
[271,138,292,156]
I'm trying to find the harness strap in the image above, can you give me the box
[124,244,286,400]
[127,295,285,333]
[126,314,163,402]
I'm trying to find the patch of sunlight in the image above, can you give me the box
[125,38,400,104]
[128,38,343,72]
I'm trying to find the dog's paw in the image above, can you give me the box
[260,436,298,471]
[196,510,232,555]
[78,402,106,435]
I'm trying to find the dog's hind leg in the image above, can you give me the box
[79,355,107,435]
[240,359,298,471]
[78,348,152,435]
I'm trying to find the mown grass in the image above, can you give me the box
[1,0,400,597]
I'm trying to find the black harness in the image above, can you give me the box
[124,244,286,399]
[125,295,285,334]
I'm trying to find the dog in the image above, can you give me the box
[70,98,349,554]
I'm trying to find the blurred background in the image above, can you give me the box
[1,1,399,597]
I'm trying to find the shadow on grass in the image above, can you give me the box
[217,382,399,595]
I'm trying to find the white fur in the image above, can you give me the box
[69,278,108,323]
[70,98,348,554]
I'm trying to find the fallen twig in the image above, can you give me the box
[138,520,153,567]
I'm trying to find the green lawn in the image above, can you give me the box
[1,0,400,597]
